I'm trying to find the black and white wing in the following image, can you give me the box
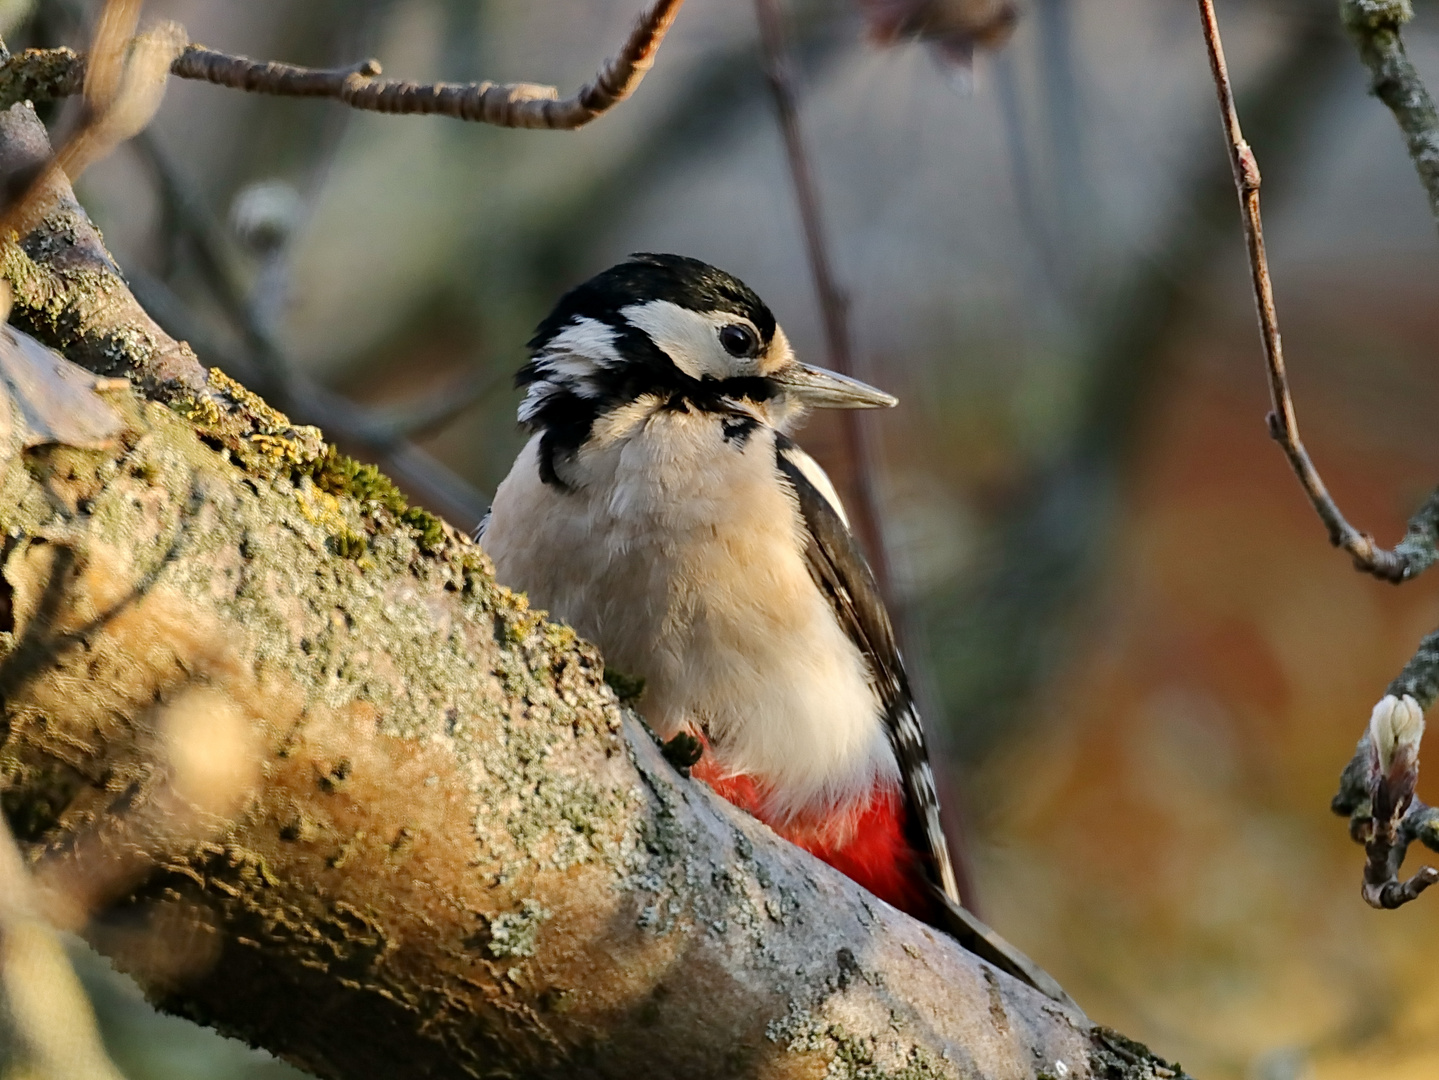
[773,435,958,900]
[774,435,1076,1008]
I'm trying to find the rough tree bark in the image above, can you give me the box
[0,102,1180,1080]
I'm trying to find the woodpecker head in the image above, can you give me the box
[516,254,896,443]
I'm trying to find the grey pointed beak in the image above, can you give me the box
[773,363,897,409]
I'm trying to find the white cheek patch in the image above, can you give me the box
[517,381,562,424]
[621,299,759,381]
[522,316,626,422]
[536,352,606,382]
[543,317,624,366]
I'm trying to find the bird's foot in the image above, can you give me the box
[662,731,704,776]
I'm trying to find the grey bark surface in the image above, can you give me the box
[0,101,1183,1080]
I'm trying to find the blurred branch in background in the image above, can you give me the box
[126,129,492,524]
[1340,0,1439,231]
[992,51,1066,302]
[1033,0,1086,275]
[0,0,687,131]
[751,0,1030,911]
[931,9,1349,764]
[0,817,128,1080]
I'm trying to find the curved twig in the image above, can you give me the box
[1195,0,1428,583]
[4,0,686,131]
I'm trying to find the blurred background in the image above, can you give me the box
[6,0,1439,1076]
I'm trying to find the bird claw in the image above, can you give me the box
[662,731,704,775]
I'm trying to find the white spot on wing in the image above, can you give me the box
[779,443,851,529]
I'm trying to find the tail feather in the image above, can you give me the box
[928,884,1083,1013]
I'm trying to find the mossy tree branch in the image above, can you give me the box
[0,102,1191,1080]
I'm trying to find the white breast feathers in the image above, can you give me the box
[480,400,897,826]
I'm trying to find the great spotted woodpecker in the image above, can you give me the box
[479,253,1069,1003]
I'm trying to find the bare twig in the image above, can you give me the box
[1199,0,1439,915]
[1340,0,1439,230]
[1,0,685,130]
[1195,0,1422,583]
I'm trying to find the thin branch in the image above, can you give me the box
[1200,0,1439,916]
[1195,0,1424,583]
[1340,0,1439,230]
[1,0,686,130]
[369,370,506,443]
[993,52,1066,303]
[126,262,488,527]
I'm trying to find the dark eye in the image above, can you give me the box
[719,323,759,359]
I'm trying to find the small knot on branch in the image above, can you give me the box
[1236,141,1261,192]
[1354,540,1411,582]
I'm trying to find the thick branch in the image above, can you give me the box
[0,103,1192,1080]
[1340,0,1439,230]
[0,0,685,130]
